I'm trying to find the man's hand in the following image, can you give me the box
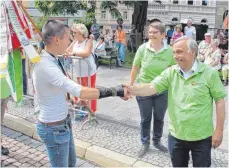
[70,98,88,106]
[212,129,223,148]
[62,52,72,58]
[77,99,88,106]
[121,84,132,101]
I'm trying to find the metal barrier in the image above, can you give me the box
[60,56,99,129]
[22,55,98,129]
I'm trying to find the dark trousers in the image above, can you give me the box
[136,92,168,144]
[22,59,27,95]
[168,134,212,167]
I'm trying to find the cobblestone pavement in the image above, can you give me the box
[1,126,98,167]
[6,99,229,167]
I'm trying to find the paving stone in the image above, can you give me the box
[22,138,33,145]
[36,144,46,152]
[7,132,22,139]
[12,162,22,167]
[10,146,20,152]
[80,161,96,167]
[20,157,30,163]
[29,140,43,148]
[34,162,42,167]
[16,135,30,142]
[27,159,37,165]
[21,163,31,167]
[5,158,16,164]
[77,158,86,166]
[13,154,24,160]
[39,159,49,165]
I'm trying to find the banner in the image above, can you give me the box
[6,1,40,63]
[12,0,32,39]
[7,50,23,102]
[0,2,9,77]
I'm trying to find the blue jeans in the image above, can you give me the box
[136,92,168,145]
[116,42,125,62]
[168,134,211,167]
[37,116,77,167]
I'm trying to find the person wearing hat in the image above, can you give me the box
[184,19,196,40]
[170,24,183,45]
[197,33,213,62]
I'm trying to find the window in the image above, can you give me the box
[172,17,178,21]
[201,19,207,23]
[29,0,35,7]
[111,14,116,20]
[101,11,106,20]
[123,11,128,20]
[202,0,208,6]
[188,0,193,5]
[173,0,179,4]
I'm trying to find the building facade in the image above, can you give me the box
[215,1,228,29]
[147,0,217,29]
[95,1,134,30]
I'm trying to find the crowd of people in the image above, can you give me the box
[0,17,227,168]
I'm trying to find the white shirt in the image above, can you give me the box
[32,50,82,122]
[184,26,196,39]
[73,39,96,77]
[179,59,198,79]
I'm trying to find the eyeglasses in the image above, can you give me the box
[148,30,160,35]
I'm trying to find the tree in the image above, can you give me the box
[34,0,96,27]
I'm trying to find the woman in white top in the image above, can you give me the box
[65,23,97,112]
[94,36,106,58]
[204,39,221,71]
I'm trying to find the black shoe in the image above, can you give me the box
[153,141,168,152]
[1,146,9,155]
[138,144,149,158]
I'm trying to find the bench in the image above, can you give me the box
[97,47,118,69]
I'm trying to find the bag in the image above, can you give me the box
[92,52,99,69]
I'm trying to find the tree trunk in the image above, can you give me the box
[131,1,148,45]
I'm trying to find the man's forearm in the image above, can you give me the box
[130,83,156,97]
[215,99,225,131]
[79,85,125,100]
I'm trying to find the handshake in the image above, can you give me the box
[99,84,134,100]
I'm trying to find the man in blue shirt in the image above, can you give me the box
[167,26,174,45]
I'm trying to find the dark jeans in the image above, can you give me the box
[22,59,27,95]
[168,134,212,167]
[136,92,168,145]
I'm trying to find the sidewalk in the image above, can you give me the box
[1,126,97,167]
[4,95,228,167]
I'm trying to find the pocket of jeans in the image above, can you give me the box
[53,125,70,144]
[37,125,47,143]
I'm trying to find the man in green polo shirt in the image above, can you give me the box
[127,36,226,167]
[129,21,176,157]
[1,77,11,155]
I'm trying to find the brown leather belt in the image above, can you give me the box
[38,118,67,126]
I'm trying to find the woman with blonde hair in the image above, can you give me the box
[204,39,222,70]
[170,24,183,44]
[64,23,97,112]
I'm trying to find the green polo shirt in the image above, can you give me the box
[133,42,176,83]
[0,78,11,99]
[152,61,227,141]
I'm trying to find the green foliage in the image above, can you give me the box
[33,16,49,29]
[73,11,95,28]
[35,0,85,16]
